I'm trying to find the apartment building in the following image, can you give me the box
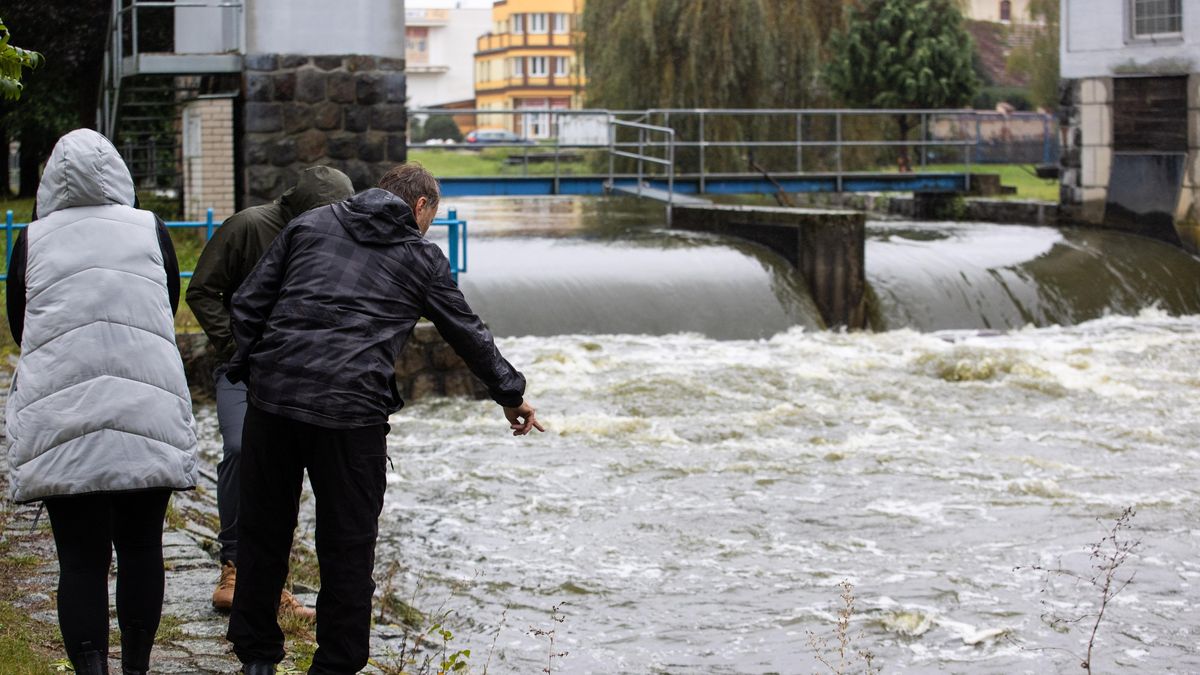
[406,4,494,108]
[473,0,586,138]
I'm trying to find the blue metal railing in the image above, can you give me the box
[1,207,468,282]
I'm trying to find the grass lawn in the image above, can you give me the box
[409,146,601,177]
[918,163,1060,202]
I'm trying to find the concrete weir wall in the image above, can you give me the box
[176,324,487,403]
[672,205,867,329]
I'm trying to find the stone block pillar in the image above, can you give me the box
[241,54,407,207]
[182,96,237,222]
[1078,77,1112,224]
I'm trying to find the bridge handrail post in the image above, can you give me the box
[835,111,843,193]
[608,113,616,191]
[448,210,460,283]
[699,111,706,194]
[667,128,675,227]
[553,111,561,195]
[796,112,803,173]
[637,126,644,197]
[5,210,13,276]
[205,207,214,241]
[920,112,928,169]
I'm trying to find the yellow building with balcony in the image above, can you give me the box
[474,0,586,138]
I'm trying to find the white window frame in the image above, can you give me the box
[554,56,569,77]
[510,57,524,78]
[529,13,548,34]
[554,13,569,33]
[1128,0,1183,41]
[510,14,524,34]
[529,56,548,77]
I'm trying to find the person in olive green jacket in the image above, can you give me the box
[186,166,354,617]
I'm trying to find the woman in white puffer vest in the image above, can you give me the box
[5,128,199,675]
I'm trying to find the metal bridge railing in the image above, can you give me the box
[408,107,1060,197]
[607,118,677,221]
[2,208,469,282]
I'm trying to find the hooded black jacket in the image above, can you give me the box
[227,188,525,429]
[186,166,354,361]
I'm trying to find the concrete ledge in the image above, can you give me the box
[671,204,866,329]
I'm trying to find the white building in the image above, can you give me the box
[1059,0,1198,252]
[406,4,494,108]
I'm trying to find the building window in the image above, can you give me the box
[509,57,524,78]
[530,56,548,77]
[406,27,429,65]
[554,13,570,33]
[1130,0,1183,39]
[554,56,569,76]
[529,13,548,34]
[999,0,1011,22]
[510,14,523,34]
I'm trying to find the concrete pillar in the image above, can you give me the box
[1078,77,1112,224]
[182,96,237,223]
[672,205,867,329]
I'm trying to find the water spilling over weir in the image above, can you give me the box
[445,196,1200,336]
[197,197,1200,672]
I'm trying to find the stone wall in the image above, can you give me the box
[176,323,486,404]
[1180,74,1200,251]
[241,53,407,207]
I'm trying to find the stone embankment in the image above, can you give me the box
[177,322,487,402]
[0,373,422,673]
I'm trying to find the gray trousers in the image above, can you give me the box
[214,366,248,564]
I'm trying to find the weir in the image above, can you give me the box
[671,204,867,329]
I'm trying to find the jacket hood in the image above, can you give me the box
[36,129,136,218]
[279,165,355,219]
[332,188,424,245]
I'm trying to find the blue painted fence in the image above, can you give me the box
[1,208,468,282]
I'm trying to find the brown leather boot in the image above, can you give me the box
[278,589,316,621]
[212,561,237,611]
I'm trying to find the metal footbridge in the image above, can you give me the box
[412,107,1059,213]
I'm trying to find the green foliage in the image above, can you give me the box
[824,0,980,110]
[0,17,42,101]
[417,116,465,143]
[581,0,847,173]
[582,0,843,110]
[1006,0,1060,110]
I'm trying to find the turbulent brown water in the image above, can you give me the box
[203,197,1200,673]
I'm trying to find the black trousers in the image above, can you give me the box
[44,489,172,661]
[227,403,389,674]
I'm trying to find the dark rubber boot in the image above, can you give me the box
[242,662,277,675]
[120,627,154,674]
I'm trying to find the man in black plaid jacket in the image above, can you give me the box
[225,163,543,675]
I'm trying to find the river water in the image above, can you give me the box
[219,197,1200,673]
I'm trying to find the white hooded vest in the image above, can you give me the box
[6,129,198,503]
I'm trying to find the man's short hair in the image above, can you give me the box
[378,163,440,211]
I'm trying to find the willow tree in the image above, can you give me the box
[824,0,978,168]
[1007,0,1060,111]
[581,0,847,173]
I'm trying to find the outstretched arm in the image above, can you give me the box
[422,252,543,434]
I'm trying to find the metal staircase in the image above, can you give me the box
[97,0,243,191]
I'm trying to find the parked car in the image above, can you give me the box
[465,128,536,146]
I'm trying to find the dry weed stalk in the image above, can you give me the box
[1017,506,1142,674]
[527,602,569,674]
[806,579,879,675]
